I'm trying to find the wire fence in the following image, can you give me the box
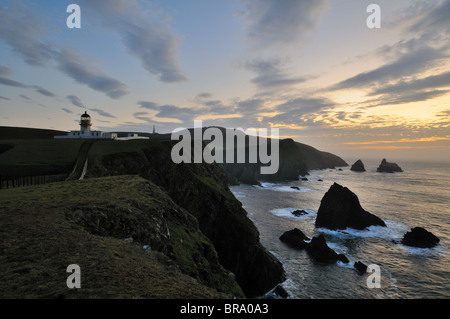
[0,173,68,190]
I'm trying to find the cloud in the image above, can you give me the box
[0,95,10,100]
[0,1,129,99]
[77,0,186,83]
[262,96,335,127]
[61,108,73,114]
[238,0,329,47]
[156,104,199,120]
[243,58,312,89]
[406,0,450,39]
[0,76,56,97]
[369,71,450,96]
[0,3,55,66]
[331,46,446,91]
[90,108,117,119]
[133,112,152,122]
[31,85,55,97]
[0,77,27,88]
[56,50,128,99]
[0,65,13,76]
[138,101,160,110]
[138,99,236,122]
[67,95,87,109]
[195,92,213,100]
[365,90,450,108]
[66,95,116,118]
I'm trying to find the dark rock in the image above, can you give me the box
[377,159,403,173]
[337,254,349,263]
[306,234,347,263]
[401,227,440,248]
[318,179,323,182]
[279,228,309,250]
[290,186,300,190]
[354,261,368,272]
[301,177,308,181]
[291,209,308,217]
[350,159,366,172]
[315,183,386,230]
[338,168,343,171]
[273,285,289,299]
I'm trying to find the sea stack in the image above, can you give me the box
[377,159,403,173]
[306,234,348,263]
[401,227,440,248]
[350,159,366,172]
[279,228,309,250]
[315,183,386,230]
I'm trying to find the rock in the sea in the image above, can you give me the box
[291,209,308,217]
[354,261,368,273]
[401,227,440,248]
[306,234,348,263]
[377,159,403,173]
[350,159,366,172]
[290,186,300,190]
[279,228,309,250]
[272,284,289,299]
[315,183,386,230]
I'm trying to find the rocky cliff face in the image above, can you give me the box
[221,138,348,185]
[87,140,285,297]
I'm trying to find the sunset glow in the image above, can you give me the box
[0,0,449,161]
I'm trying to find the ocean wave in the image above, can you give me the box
[231,192,247,198]
[317,219,410,241]
[270,207,316,219]
[398,242,448,256]
[255,182,314,193]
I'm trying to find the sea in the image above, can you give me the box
[230,159,450,299]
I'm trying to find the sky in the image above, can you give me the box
[0,0,449,162]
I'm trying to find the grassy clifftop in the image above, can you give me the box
[0,129,347,298]
[0,175,241,298]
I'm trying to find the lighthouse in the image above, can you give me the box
[54,110,148,140]
[80,111,92,135]
[54,111,117,139]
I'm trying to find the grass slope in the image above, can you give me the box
[0,175,239,298]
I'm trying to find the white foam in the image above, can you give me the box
[317,219,410,241]
[398,242,448,256]
[270,207,316,219]
[255,182,314,193]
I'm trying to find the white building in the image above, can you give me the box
[54,111,117,140]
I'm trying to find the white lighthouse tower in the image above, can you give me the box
[80,111,92,135]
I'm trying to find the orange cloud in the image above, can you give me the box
[344,136,450,145]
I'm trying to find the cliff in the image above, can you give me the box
[0,175,238,298]
[219,136,348,185]
[0,138,285,298]
[86,140,285,297]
